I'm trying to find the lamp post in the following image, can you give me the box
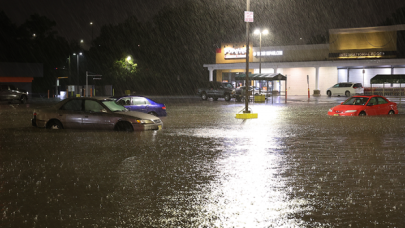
[244,0,251,114]
[73,52,83,84]
[362,69,365,92]
[254,29,268,74]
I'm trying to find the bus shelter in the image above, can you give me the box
[370,74,405,100]
[234,73,287,103]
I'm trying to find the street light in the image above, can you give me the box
[254,29,268,74]
[90,22,93,42]
[73,52,83,84]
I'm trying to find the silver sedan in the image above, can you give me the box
[31,97,163,131]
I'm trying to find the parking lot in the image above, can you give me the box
[1,95,405,227]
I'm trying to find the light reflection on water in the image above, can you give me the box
[165,105,311,227]
[2,99,405,227]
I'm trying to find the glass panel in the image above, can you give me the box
[85,100,104,112]
[61,99,82,111]
[377,97,388,104]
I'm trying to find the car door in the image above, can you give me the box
[365,97,378,115]
[82,99,113,130]
[206,82,216,97]
[142,98,154,113]
[376,97,390,115]
[59,99,84,128]
[330,83,340,96]
[131,97,147,113]
[6,85,17,100]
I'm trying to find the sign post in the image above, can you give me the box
[86,71,102,97]
[307,75,310,99]
[244,1,252,113]
[236,0,257,119]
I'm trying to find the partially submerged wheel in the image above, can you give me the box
[46,120,63,129]
[359,111,366,116]
[201,93,207,100]
[213,97,218,101]
[148,111,158,116]
[345,91,350,97]
[224,94,231,101]
[388,110,395,115]
[327,91,331,97]
[236,95,242,102]
[115,121,133,132]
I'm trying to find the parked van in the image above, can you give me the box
[326,82,363,97]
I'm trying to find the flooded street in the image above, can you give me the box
[1,96,405,227]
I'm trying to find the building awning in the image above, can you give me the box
[370,74,405,84]
[235,73,287,81]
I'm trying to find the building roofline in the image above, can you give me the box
[204,58,405,70]
[329,24,405,34]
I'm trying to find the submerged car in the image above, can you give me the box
[328,95,398,116]
[31,97,163,131]
[112,95,167,116]
[0,83,29,104]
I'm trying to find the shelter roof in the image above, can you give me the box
[370,74,405,84]
[235,73,286,81]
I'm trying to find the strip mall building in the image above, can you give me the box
[203,24,405,95]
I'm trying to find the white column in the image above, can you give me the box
[315,66,319,90]
[208,67,214,81]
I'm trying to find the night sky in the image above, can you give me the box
[1,0,405,46]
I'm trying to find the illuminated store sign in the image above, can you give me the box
[224,47,246,59]
[253,51,283,57]
[329,51,395,59]
[339,52,385,58]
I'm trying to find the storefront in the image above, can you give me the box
[203,24,405,96]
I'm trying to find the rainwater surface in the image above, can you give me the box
[1,96,405,227]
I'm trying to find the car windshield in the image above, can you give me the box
[102,100,127,112]
[342,97,369,105]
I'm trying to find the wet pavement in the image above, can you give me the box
[1,95,405,227]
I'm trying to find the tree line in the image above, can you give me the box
[1,1,405,95]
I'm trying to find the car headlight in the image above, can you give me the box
[136,119,154,124]
[345,110,357,113]
[328,108,333,112]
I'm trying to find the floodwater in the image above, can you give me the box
[1,96,405,227]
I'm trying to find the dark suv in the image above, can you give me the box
[196,82,234,101]
[0,84,29,104]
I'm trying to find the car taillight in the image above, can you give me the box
[162,106,166,110]
[33,112,37,116]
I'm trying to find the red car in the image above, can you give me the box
[328,95,398,116]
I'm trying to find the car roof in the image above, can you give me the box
[63,97,116,101]
[350,95,386,98]
[111,95,148,99]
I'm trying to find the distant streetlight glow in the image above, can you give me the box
[90,22,93,42]
[254,29,269,74]
[72,53,83,84]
